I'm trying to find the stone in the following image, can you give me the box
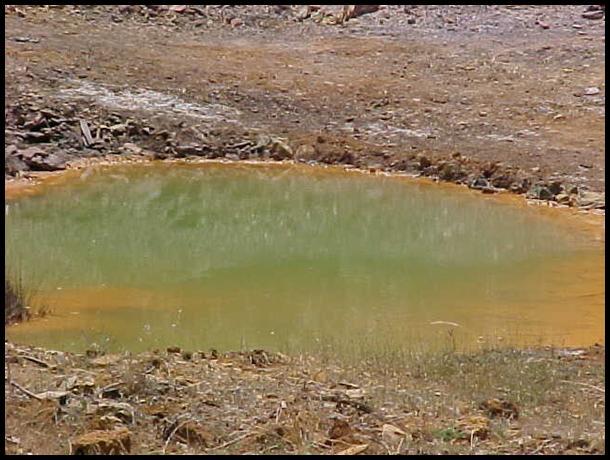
[583,87,600,96]
[96,402,135,425]
[5,156,28,175]
[582,10,604,20]
[555,193,571,205]
[548,181,563,196]
[26,152,69,171]
[175,144,204,157]
[342,5,380,22]
[470,177,490,190]
[328,419,351,439]
[537,20,550,29]
[438,162,460,181]
[269,139,293,160]
[109,124,127,135]
[294,144,317,161]
[527,184,554,201]
[576,190,605,209]
[169,5,187,14]
[71,428,131,455]
[490,174,514,190]
[121,143,143,155]
[417,153,431,169]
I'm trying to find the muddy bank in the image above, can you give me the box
[4,341,605,455]
[5,5,605,210]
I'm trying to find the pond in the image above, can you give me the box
[5,163,605,355]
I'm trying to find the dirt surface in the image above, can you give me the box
[4,341,605,455]
[4,5,606,208]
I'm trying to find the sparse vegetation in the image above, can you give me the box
[4,341,604,455]
[5,277,30,325]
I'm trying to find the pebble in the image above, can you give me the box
[583,87,600,96]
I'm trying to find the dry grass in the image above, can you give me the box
[4,340,604,455]
[5,276,30,325]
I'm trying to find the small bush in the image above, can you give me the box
[5,278,30,325]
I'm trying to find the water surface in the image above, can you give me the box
[5,163,604,354]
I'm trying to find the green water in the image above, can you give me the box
[5,163,604,354]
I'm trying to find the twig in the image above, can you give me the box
[560,380,605,393]
[162,418,192,454]
[18,354,54,369]
[9,381,43,400]
[212,431,257,451]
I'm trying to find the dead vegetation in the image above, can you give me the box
[5,278,29,325]
[4,341,605,455]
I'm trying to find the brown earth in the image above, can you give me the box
[4,5,606,208]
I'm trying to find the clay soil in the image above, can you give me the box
[4,5,606,455]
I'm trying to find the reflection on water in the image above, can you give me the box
[5,163,605,354]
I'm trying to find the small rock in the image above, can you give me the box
[438,162,460,181]
[548,181,563,196]
[329,419,351,440]
[5,156,28,175]
[13,36,40,43]
[417,153,431,169]
[294,144,316,161]
[582,10,604,20]
[71,428,131,455]
[490,174,514,190]
[576,190,605,209]
[470,177,490,190]
[169,5,187,14]
[181,350,193,361]
[526,184,554,201]
[23,131,50,142]
[537,20,550,29]
[109,124,127,135]
[96,402,135,425]
[26,152,70,171]
[269,139,293,160]
[167,346,181,354]
[230,18,243,27]
[121,143,142,155]
[555,193,571,205]
[583,87,601,96]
